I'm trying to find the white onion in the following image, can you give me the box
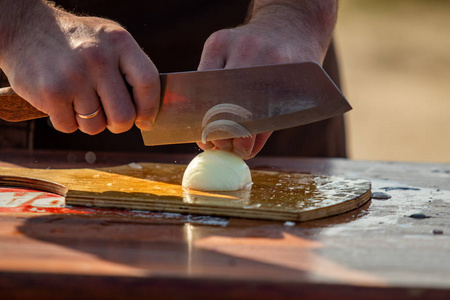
[182,149,252,191]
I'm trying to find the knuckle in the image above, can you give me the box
[267,47,295,64]
[80,124,106,136]
[134,67,159,89]
[204,30,232,51]
[107,28,134,46]
[51,118,78,133]
[228,34,265,61]
[76,42,109,68]
[231,33,295,64]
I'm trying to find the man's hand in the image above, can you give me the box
[0,0,159,135]
[197,0,337,159]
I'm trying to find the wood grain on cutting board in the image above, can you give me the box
[0,163,371,221]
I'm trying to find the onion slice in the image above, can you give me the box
[201,119,252,143]
[201,103,252,128]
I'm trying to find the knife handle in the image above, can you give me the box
[0,87,48,122]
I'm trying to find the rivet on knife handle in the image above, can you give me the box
[0,87,48,122]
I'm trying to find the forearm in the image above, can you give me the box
[248,0,338,63]
[0,0,53,66]
[0,1,39,55]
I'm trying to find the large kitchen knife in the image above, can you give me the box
[0,62,351,145]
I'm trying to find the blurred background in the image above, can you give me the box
[335,0,450,163]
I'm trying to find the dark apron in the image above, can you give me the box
[3,0,347,157]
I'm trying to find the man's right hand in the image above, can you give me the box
[0,0,159,135]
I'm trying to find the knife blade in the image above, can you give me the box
[142,62,351,145]
[0,62,351,145]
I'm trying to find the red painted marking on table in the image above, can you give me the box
[0,187,231,226]
[0,187,143,216]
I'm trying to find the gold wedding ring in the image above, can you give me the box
[76,107,102,119]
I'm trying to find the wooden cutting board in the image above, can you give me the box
[0,163,371,222]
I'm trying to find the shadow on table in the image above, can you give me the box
[18,201,450,299]
[15,200,371,277]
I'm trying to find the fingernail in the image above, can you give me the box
[233,148,251,159]
[197,141,214,149]
[136,120,153,130]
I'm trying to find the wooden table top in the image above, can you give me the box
[0,150,449,299]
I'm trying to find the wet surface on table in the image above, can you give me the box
[0,162,371,221]
[101,163,371,213]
